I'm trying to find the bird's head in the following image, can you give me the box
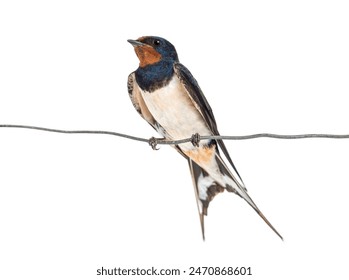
[128,36,179,68]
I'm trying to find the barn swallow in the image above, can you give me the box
[127,36,282,240]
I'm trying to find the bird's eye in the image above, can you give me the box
[154,39,160,46]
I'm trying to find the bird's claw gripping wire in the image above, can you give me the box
[148,137,160,150]
[191,133,201,147]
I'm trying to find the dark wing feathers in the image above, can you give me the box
[173,63,244,184]
[128,72,165,133]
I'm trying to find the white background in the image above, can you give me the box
[1,1,349,279]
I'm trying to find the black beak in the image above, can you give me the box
[127,39,145,47]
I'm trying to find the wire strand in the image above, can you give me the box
[1,124,349,147]
[0,124,149,143]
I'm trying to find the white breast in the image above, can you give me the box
[140,75,212,150]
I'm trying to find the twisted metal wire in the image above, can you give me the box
[1,124,349,149]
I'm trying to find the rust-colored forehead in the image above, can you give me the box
[136,36,155,46]
[137,36,147,42]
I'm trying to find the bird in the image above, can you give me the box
[127,35,282,240]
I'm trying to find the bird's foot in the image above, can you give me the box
[148,137,160,150]
[191,133,201,147]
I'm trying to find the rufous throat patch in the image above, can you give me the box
[135,45,162,67]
